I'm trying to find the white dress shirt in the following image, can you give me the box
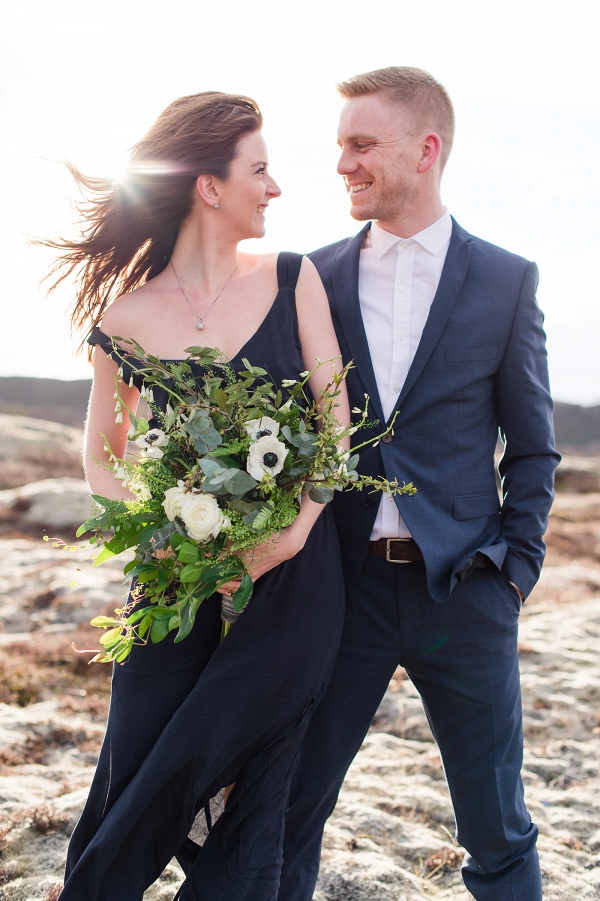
[358,210,453,539]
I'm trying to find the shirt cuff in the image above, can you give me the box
[510,581,524,604]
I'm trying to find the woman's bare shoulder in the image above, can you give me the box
[99,280,164,341]
[296,255,327,301]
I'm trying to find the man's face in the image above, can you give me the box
[337,93,422,224]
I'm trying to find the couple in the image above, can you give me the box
[52,67,559,900]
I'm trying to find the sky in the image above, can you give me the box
[1,0,599,404]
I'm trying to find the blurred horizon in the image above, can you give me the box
[1,0,599,404]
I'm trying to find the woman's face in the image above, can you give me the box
[216,130,281,240]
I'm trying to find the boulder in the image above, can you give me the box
[0,414,84,489]
[555,456,600,493]
[0,479,92,531]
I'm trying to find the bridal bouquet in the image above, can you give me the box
[79,340,415,663]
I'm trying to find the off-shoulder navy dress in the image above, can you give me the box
[60,253,345,901]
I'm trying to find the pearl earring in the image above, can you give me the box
[213,203,220,210]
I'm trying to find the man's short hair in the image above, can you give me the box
[337,67,455,169]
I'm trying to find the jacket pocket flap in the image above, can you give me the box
[453,491,501,520]
[445,346,499,363]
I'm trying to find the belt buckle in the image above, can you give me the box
[386,537,411,563]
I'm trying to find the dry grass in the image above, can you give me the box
[0,724,101,769]
[424,847,464,878]
[44,887,63,901]
[0,805,69,852]
[0,629,111,712]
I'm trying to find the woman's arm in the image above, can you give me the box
[84,345,140,501]
[296,256,351,446]
[220,257,350,590]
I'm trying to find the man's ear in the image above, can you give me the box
[195,174,220,208]
[417,133,442,174]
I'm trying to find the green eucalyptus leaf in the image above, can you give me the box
[222,469,257,497]
[151,522,178,550]
[185,412,222,454]
[346,454,360,471]
[198,458,227,478]
[308,486,335,504]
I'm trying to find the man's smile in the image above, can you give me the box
[346,181,373,194]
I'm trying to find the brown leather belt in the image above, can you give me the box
[368,537,423,563]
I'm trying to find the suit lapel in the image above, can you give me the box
[332,223,385,423]
[393,219,474,418]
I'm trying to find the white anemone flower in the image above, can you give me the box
[244,416,280,441]
[247,434,289,481]
[135,428,169,459]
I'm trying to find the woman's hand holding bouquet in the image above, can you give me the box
[78,340,416,663]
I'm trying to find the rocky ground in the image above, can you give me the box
[0,424,599,899]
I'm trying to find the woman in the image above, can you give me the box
[48,92,348,900]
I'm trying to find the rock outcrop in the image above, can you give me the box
[0,480,92,533]
[0,416,84,491]
[0,490,599,899]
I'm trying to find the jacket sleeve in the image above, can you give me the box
[496,261,561,598]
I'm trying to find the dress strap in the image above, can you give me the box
[276,252,304,291]
[88,326,115,355]
[87,327,144,390]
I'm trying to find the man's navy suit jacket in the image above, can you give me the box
[309,218,561,603]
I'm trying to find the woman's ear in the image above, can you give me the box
[195,174,220,208]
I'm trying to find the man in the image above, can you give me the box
[279,67,559,900]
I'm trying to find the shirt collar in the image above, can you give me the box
[367,209,452,259]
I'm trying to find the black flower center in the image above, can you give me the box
[262,452,278,468]
[256,428,272,439]
[145,433,159,444]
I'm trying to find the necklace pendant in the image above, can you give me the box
[197,320,205,330]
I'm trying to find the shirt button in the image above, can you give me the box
[402,242,409,249]
[397,334,404,341]
[399,286,406,292]
[392,385,400,392]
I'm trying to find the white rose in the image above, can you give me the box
[162,481,187,521]
[244,416,280,441]
[247,434,289,481]
[180,492,229,542]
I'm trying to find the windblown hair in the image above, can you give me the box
[42,92,262,353]
[337,67,455,169]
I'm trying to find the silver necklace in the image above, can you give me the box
[170,259,238,330]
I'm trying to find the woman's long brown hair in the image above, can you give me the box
[42,92,262,355]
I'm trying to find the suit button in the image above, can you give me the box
[381,433,393,444]
[364,497,376,509]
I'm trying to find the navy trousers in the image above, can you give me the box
[279,555,542,901]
